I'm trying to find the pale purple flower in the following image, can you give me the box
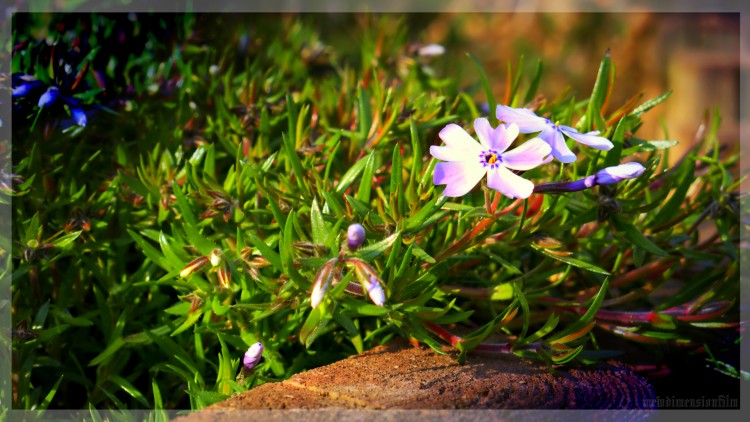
[71,108,87,127]
[37,86,59,108]
[347,223,366,250]
[243,342,263,370]
[534,162,647,194]
[430,118,552,199]
[365,275,385,306]
[496,105,614,163]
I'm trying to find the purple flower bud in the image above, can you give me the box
[347,223,366,250]
[594,162,646,185]
[243,342,263,370]
[365,275,385,306]
[37,86,59,108]
[534,162,646,194]
[71,108,87,127]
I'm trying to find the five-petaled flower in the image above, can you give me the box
[496,105,613,163]
[430,118,552,199]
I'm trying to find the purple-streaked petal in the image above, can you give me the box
[433,160,486,197]
[500,138,552,171]
[486,166,534,199]
[495,105,548,133]
[595,162,646,185]
[543,127,576,163]
[439,124,482,151]
[561,127,614,150]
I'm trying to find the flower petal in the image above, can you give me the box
[487,166,534,199]
[439,123,483,152]
[562,127,614,150]
[543,127,576,163]
[501,138,552,171]
[430,145,472,162]
[474,117,493,149]
[433,160,486,197]
[495,105,548,133]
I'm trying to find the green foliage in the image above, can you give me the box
[7,13,740,411]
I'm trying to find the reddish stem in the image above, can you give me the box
[423,321,538,354]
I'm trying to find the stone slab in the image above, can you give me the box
[179,339,654,417]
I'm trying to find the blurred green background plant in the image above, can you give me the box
[4,12,742,411]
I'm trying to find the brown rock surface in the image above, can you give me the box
[180,339,654,417]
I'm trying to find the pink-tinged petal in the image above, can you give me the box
[495,105,548,133]
[474,117,493,149]
[494,123,520,152]
[500,138,552,171]
[433,160,486,197]
[487,166,534,199]
[429,145,478,162]
[543,127,576,163]
[561,128,614,150]
[439,124,483,153]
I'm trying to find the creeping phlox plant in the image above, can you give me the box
[9,15,739,410]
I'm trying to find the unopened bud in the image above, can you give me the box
[243,342,263,370]
[365,275,386,306]
[217,264,231,289]
[534,162,646,194]
[180,256,209,278]
[210,248,223,267]
[347,224,366,250]
[311,260,336,308]
[37,86,59,108]
[594,162,646,185]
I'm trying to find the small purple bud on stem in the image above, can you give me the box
[534,162,646,194]
[71,108,87,127]
[243,342,263,370]
[346,223,366,250]
[37,86,59,108]
[594,162,646,185]
[365,275,386,306]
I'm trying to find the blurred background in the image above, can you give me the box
[424,12,741,159]
[216,12,741,159]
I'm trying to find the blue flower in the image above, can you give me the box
[71,107,88,127]
[496,105,614,163]
[37,86,60,108]
[12,74,44,98]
